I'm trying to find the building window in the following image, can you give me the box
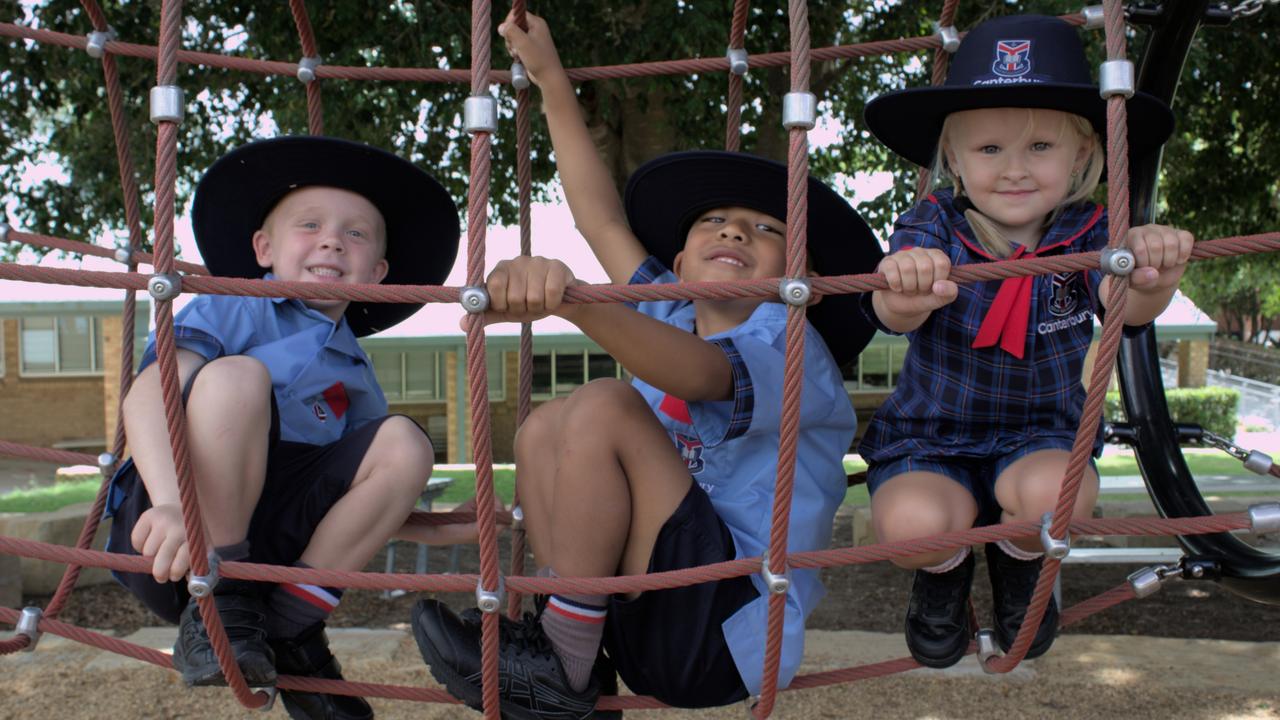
[531,349,623,398]
[487,351,506,401]
[369,349,444,403]
[19,316,104,375]
[842,344,904,392]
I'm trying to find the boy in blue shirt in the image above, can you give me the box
[410,13,883,719]
[105,137,460,720]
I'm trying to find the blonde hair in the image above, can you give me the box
[933,109,1104,258]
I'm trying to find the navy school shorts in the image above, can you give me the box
[602,483,760,709]
[104,363,408,624]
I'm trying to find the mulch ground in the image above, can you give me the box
[30,509,1280,641]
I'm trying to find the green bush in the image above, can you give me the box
[1105,387,1239,439]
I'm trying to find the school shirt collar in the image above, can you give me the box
[262,272,366,359]
[930,189,1103,359]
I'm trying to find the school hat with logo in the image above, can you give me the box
[864,14,1173,170]
[192,136,460,336]
[623,150,885,368]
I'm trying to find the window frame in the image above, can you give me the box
[18,315,105,377]
[531,348,624,399]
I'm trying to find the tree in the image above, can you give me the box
[2,0,1278,329]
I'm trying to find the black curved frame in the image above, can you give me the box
[1122,0,1280,604]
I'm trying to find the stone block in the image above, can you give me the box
[0,502,113,595]
[850,505,874,547]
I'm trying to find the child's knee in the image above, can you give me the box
[375,416,435,471]
[560,378,648,429]
[873,498,958,542]
[190,355,271,403]
[514,398,567,458]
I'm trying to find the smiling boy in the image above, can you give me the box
[105,137,459,720]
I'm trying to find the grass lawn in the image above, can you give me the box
[0,450,1265,514]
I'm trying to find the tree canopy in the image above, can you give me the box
[1,1,1277,339]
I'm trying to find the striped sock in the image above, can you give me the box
[265,563,344,639]
[996,539,1044,562]
[922,546,971,574]
[540,571,607,693]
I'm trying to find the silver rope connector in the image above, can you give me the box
[781,92,817,130]
[726,47,749,75]
[147,272,182,301]
[1100,247,1135,276]
[510,61,530,90]
[935,24,960,53]
[187,551,221,598]
[460,286,490,314]
[1248,502,1280,534]
[760,552,789,595]
[16,607,43,651]
[510,504,524,530]
[113,246,134,265]
[1127,561,1183,599]
[976,629,1001,672]
[251,686,277,712]
[97,452,117,478]
[1243,450,1274,475]
[779,277,812,307]
[0,219,10,244]
[1082,5,1106,29]
[1099,60,1136,99]
[149,85,185,124]
[85,27,116,59]
[464,95,498,134]
[1040,512,1070,559]
[476,574,505,613]
[296,56,322,83]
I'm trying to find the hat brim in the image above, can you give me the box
[192,137,460,336]
[864,83,1174,172]
[623,151,884,367]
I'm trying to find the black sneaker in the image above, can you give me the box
[172,580,276,686]
[269,621,373,720]
[985,543,1059,659]
[412,598,599,720]
[904,551,975,669]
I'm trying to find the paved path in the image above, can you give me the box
[2,627,1277,719]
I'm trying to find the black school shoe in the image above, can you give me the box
[903,551,975,669]
[269,621,373,720]
[985,543,1059,659]
[412,598,599,720]
[172,579,276,686]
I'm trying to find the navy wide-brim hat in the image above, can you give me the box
[864,15,1174,171]
[192,136,460,336]
[623,151,884,368]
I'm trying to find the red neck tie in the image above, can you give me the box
[972,247,1034,359]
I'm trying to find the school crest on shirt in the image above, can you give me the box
[992,39,1032,78]
[1048,272,1082,317]
[307,381,350,423]
[674,432,705,475]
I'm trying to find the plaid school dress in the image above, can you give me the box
[859,187,1113,464]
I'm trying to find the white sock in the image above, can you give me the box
[996,538,1044,562]
[922,546,971,574]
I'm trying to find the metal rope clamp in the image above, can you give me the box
[510,61,531,90]
[464,95,498,134]
[251,686,278,712]
[1099,59,1136,100]
[1243,450,1274,475]
[0,219,10,244]
[296,56,322,84]
[1248,502,1280,535]
[97,452,117,478]
[781,92,817,130]
[760,552,790,595]
[147,272,182,301]
[85,27,116,59]
[188,551,221,598]
[1082,5,1106,29]
[934,24,960,53]
[460,286,490,314]
[976,629,1001,672]
[476,574,505,613]
[726,47,749,76]
[16,607,43,652]
[1039,512,1071,559]
[114,246,134,265]
[149,85,185,125]
[1100,247,1135,276]
[510,504,524,531]
[779,277,812,307]
[1127,561,1183,599]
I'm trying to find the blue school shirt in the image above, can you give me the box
[629,257,856,695]
[137,274,388,445]
[859,188,1114,463]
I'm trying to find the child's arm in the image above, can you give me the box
[499,12,647,285]
[1099,224,1194,325]
[482,255,734,402]
[120,349,208,583]
[870,248,960,333]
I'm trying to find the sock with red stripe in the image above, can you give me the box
[540,570,607,693]
[265,562,344,639]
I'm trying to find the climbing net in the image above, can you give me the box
[2,0,1280,717]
